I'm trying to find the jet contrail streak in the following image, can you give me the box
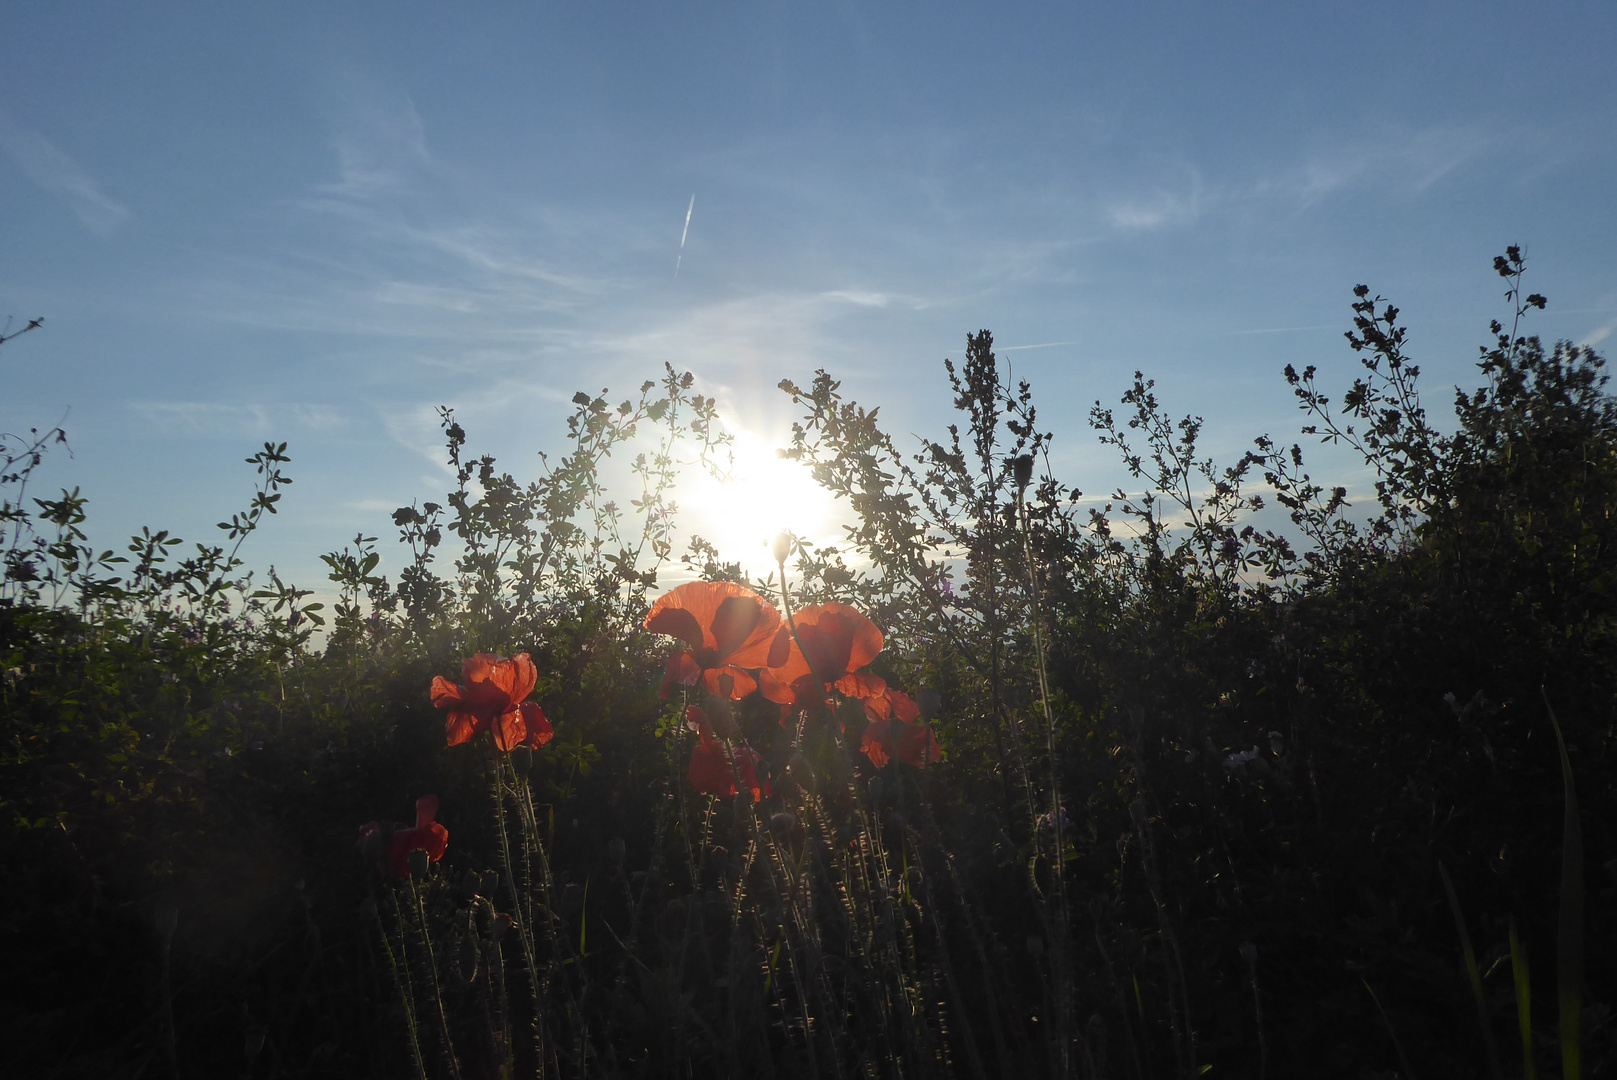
[676,194,694,276]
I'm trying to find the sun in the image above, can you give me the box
[678,428,840,577]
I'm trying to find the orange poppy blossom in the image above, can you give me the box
[685,705,770,803]
[358,794,450,878]
[644,581,789,700]
[430,653,554,752]
[859,690,942,769]
[758,602,887,708]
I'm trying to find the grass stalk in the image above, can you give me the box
[1438,861,1503,1080]
[1362,978,1419,1080]
[1510,916,1535,1080]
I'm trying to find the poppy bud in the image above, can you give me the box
[492,913,513,940]
[462,874,483,901]
[769,812,797,835]
[407,849,430,878]
[772,531,793,566]
[1011,454,1034,491]
[866,776,883,809]
[511,746,533,776]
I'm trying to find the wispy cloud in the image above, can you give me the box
[0,112,128,234]
[1582,323,1613,348]
[313,75,432,199]
[1107,188,1201,231]
[130,401,345,437]
[1258,124,1494,208]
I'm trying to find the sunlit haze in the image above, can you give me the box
[679,427,841,579]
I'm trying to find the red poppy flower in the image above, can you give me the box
[359,795,450,878]
[860,718,942,769]
[758,603,886,707]
[645,582,788,700]
[430,653,552,751]
[686,705,769,803]
[862,687,921,724]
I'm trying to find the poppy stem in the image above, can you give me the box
[490,754,546,1072]
[375,893,429,1080]
[408,874,464,1080]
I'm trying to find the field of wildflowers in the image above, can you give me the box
[2,250,1614,1078]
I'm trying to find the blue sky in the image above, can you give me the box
[3,3,1615,589]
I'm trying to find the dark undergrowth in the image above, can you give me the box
[2,249,1613,1079]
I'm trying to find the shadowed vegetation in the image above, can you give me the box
[2,250,1613,1078]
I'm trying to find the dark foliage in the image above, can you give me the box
[1,251,1612,1078]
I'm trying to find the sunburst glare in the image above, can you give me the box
[678,427,841,578]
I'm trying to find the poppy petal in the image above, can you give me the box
[492,709,526,753]
[887,690,921,723]
[490,653,537,704]
[445,710,483,746]
[462,653,499,685]
[894,723,942,768]
[701,665,758,700]
[861,721,893,769]
[430,676,463,709]
[835,672,887,700]
[646,582,783,667]
[414,794,440,828]
[518,702,553,748]
[710,595,765,658]
[645,602,706,650]
[688,739,736,798]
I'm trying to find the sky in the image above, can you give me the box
[3,2,1615,593]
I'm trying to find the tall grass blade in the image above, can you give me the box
[1510,916,1535,1080]
[1542,692,1582,1080]
[1438,861,1503,1080]
[1362,978,1419,1080]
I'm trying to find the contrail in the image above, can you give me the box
[675,194,694,276]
